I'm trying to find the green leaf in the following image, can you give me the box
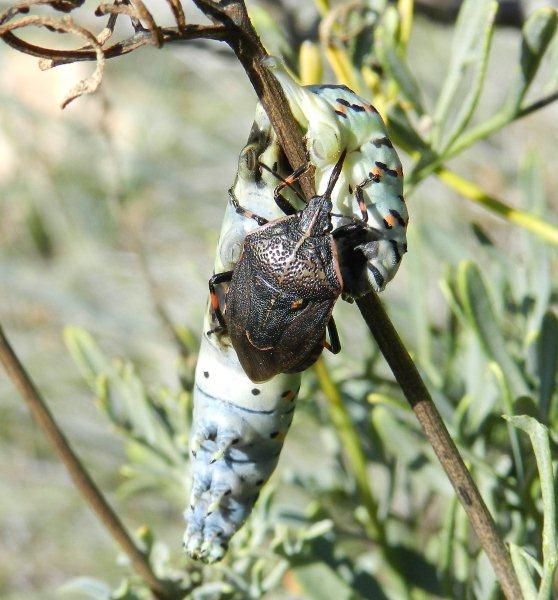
[376,7,425,114]
[249,5,295,65]
[537,312,558,419]
[432,0,497,149]
[59,576,111,599]
[290,562,360,600]
[488,363,524,483]
[457,261,529,398]
[505,415,557,599]
[507,8,558,114]
[386,102,430,156]
[64,326,110,394]
[510,544,538,600]
[543,32,558,93]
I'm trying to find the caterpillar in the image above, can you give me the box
[184,64,408,562]
[183,106,303,563]
[264,57,408,296]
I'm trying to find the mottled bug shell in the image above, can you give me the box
[225,207,342,382]
[264,57,408,295]
[184,107,302,563]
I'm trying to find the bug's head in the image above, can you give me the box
[299,150,346,236]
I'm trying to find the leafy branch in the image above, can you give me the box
[1,0,548,598]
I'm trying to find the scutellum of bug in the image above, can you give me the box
[207,150,385,383]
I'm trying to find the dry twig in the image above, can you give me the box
[0,326,172,599]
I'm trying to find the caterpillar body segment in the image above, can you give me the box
[264,57,408,295]
[184,107,302,563]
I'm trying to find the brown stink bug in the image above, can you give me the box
[208,150,372,383]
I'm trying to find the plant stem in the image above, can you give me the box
[410,89,558,187]
[355,293,523,600]
[314,359,411,597]
[0,325,173,600]
[437,168,558,246]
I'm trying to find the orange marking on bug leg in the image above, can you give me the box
[291,299,304,309]
[396,166,404,177]
[283,390,296,402]
[210,293,220,311]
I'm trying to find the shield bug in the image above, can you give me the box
[208,150,374,383]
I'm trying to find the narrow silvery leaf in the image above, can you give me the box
[376,7,425,113]
[507,8,558,114]
[432,0,497,149]
[505,415,557,600]
[536,312,558,418]
[457,261,529,399]
[510,544,538,600]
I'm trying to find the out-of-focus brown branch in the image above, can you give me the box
[0,325,174,599]
[0,13,105,107]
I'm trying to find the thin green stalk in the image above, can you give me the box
[397,0,414,51]
[439,495,459,596]
[409,90,558,186]
[314,358,412,598]
[437,168,558,246]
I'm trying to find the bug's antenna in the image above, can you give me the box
[324,149,347,197]
[258,162,307,204]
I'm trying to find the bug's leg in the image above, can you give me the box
[228,188,268,225]
[272,162,311,215]
[333,221,383,241]
[208,270,233,335]
[324,318,341,354]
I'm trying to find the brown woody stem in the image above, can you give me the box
[0,325,173,599]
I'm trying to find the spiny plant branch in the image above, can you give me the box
[0,325,175,599]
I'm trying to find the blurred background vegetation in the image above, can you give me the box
[1,0,558,598]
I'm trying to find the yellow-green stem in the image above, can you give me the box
[397,0,414,50]
[437,168,558,246]
[314,358,411,598]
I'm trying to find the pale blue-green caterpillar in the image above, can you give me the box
[184,64,407,562]
[183,107,302,563]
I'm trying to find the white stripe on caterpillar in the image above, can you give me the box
[184,106,302,564]
[263,57,408,295]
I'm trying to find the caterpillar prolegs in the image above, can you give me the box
[184,67,408,562]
